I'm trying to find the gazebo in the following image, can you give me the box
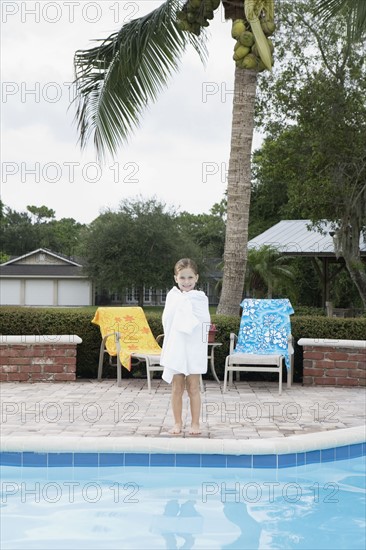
[248,220,366,310]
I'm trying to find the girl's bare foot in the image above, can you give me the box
[169,424,182,435]
[189,424,201,435]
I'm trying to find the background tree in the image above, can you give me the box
[27,205,56,224]
[46,217,85,257]
[177,206,225,258]
[0,203,85,258]
[246,245,295,298]
[82,197,200,306]
[249,133,294,238]
[0,206,36,256]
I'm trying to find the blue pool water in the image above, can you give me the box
[1,455,365,549]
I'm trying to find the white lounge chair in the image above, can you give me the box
[223,298,294,395]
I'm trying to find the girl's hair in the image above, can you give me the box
[174,258,198,275]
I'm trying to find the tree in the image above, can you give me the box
[249,136,293,238]
[246,245,295,298]
[314,0,366,40]
[73,0,277,316]
[46,217,85,257]
[0,206,37,256]
[0,203,85,258]
[82,197,199,306]
[177,207,225,258]
[254,1,366,307]
[27,205,56,224]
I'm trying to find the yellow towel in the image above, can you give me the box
[92,307,162,371]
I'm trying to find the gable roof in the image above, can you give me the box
[1,248,82,267]
[248,220,366,257]
[0,248,87,278]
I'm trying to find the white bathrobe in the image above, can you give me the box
[161,287,210,383]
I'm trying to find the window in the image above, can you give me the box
[126,288,138,302]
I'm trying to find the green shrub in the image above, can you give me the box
[293,306,326,316]
[0,307,365,381]
[292,316,366,340]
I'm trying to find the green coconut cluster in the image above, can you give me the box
[177,0,221,36]
[231,18,275,71]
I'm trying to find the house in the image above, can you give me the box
[0,248,93,306]
[0,249,221,308]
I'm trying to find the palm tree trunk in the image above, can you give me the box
[217,67,258,316]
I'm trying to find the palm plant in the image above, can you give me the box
[73,0,208,161]
[73,0,270,315]
[246,245,295,298]
[313,0,366,40]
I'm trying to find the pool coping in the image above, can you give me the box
[1,426,365,455]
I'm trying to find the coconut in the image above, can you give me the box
[231,19,246,39]
[241,53,258,69]
[234,45,250,60]
[261,20,276,36]
[239,31,254,48]
[251,43,259,57]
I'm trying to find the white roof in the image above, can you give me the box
[248,220,366,256]
[1,248,81,267]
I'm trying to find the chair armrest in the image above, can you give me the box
[287,334,294,356]
[229,333,237,354]
[101,331,121,349]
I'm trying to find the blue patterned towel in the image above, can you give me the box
[234,299,294,370]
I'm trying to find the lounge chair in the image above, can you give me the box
[223,298,294,395]
[92,306,163,392]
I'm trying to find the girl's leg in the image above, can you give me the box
[169,374,185,434]
[186,374,201,435]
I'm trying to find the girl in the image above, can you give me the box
[161,258,210,435]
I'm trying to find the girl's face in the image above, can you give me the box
[174,267,198,292]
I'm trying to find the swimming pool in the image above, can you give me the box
[1,455,365,549]
[1,427,365,549]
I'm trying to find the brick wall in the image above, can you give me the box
[299,340,366,387]
[0,336,82,382]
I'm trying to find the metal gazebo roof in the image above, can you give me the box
[248,220,366,256]
[247,220,365,309]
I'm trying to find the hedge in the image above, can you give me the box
[0,307,365,382]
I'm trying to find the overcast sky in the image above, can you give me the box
[1,0,263,224]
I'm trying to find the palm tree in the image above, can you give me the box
[73,0,276,317]
[73,0,362,316]
[246,245,295,298]
[313,0,366,40]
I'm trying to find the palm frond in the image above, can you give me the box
[313,0,366,41]
[72,0,208,162]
